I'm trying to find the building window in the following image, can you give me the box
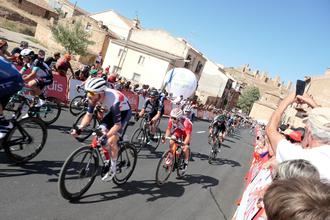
[132,73,141,82]
[195,61,203,74]
[138,56,145,65]
[184,55,191,68]
[64,12,68,18]
[113,66,122,74]
[118,49,125,57]
[85,22,92,31]
[19,0,22,4]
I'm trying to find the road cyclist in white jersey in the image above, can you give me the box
[71,77,132,182]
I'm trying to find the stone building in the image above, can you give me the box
[11,0,58,20]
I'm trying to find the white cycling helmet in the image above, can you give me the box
[183,105,192,113]
[20,48,34,57]
[84,77,107,93]
[170,108,183,119]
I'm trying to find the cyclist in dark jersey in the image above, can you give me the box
[0,57,24,139]
[20,49,53,107]
[209,114,227,144]
[137,89,164,140]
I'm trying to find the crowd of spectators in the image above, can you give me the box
[248,91,330,220]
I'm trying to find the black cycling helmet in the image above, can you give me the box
[149,89,159,97]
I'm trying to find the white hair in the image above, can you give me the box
[308,121,330,143]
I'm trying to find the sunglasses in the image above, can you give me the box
[87,91,97,97]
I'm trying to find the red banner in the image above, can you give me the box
[122,91,139,111]
[45,73,68,103]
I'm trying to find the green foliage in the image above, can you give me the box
[237,87,260,114]
[51,20,94,55]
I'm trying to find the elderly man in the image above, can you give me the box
[266,92,330,180]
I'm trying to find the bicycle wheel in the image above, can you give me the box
[177,148,190,177]
[69,96,86,116]
[74,113,97,142]
[4,117,47,163]
[58,146,99,201]
[149,127,162,151]
[155,151,173,185]
[130,128,147,153]
[37,97,61,125]
[113,143,137,185]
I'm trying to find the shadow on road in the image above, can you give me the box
[0,159,63,178]
[191,151,241,167]
[70,174,219,204]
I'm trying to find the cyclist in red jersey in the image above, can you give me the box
[162,108,192,172]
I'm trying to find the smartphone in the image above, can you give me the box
[296,80,306,96]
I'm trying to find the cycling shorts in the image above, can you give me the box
[99,109,132,137]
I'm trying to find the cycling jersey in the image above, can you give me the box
[87,88,131,136]
[167,117,192,140]
[21,59,53,89]
[143,97,165,114]
[211,114,227,135]
[0,57,24,105]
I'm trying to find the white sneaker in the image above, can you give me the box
[101,169,115,182]
[0,122,13,139]
[21,113,29,119]
[35,99,46,107]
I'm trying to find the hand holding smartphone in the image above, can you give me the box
[296,80,306,96]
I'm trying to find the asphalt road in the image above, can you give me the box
[0,108,254,220]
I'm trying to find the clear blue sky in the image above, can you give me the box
[71,0,329,83]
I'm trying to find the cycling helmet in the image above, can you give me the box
[170,108,183,119]
[149,89,159,97]
[183,105,193,113]
[20,48,34,57]
[84,77,107,93]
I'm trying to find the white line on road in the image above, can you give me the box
[196,131,206,134]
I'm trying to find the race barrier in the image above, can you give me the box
[232,127,272,220]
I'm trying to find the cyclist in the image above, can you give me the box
[209,113,227,146]
[162,108,192,173]
[183,104,194,122]
[71,78,132,182]
[20,49,53,107]
[0,57,24,139]
[136,89,164,141]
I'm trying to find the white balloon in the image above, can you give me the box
[163,68,197,99]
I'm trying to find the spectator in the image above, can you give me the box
[55,53,74,77]
[273,159,320,180]
[11,41,28,56]
[263,177,330,220]
[0,40,11,59]
[45,52,60,69]
[266,92,330,180]
[96,51,103,65]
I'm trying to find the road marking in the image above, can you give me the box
[196,131,206,134]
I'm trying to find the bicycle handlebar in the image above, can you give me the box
[164,136,184,145]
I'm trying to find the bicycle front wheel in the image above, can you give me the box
[4,117,47,163]
[155,151,173,186]
[130,128,146,153]
[58,146,99,201]
[113,143,137,185]
[69,96,85,116]
[37,97,61,125]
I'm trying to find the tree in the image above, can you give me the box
[51,20,95,55]
[237,86,260,114]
